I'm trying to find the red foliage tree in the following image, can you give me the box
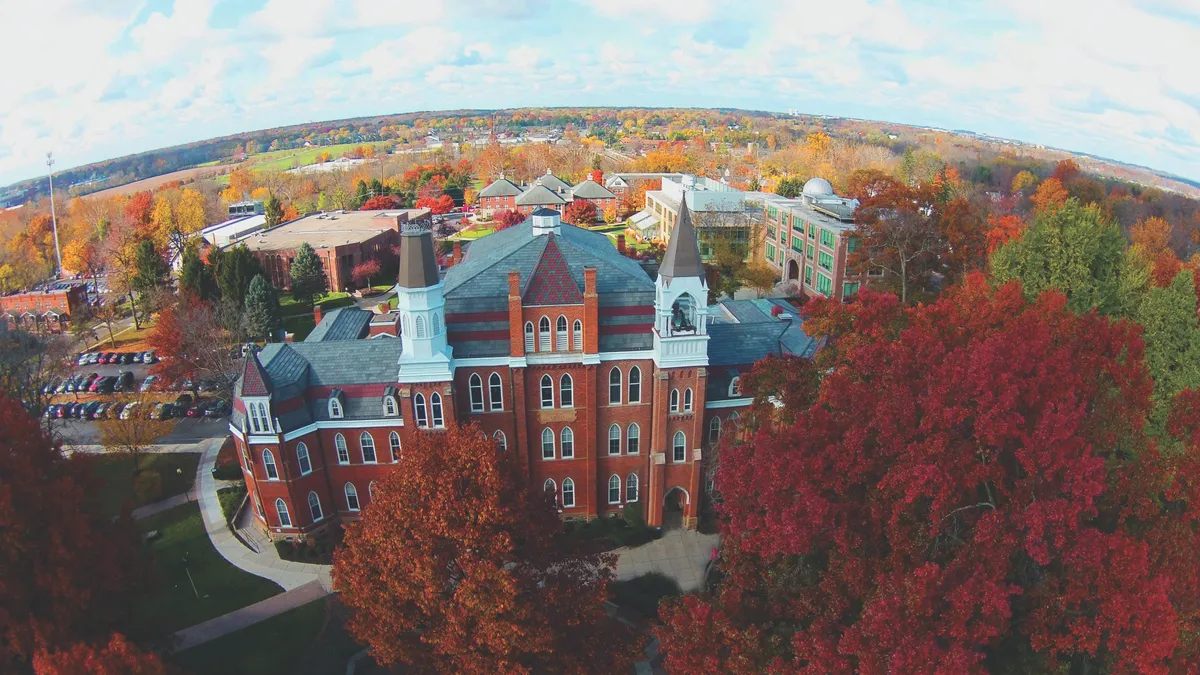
[359,194,400,210]
[33,633,169,675]
[351,259,381,287]
[416,194,455,214]
[986,213,1026,253]
[657,277,1200,673]
[123,192,154,226]
[493,209,525,230]
[937,197,988,282]
[1051,158,1081,184]
[1152,249,1183,288]
[332,424,643,673]
[0,395,147,669]
[561,199,598,225]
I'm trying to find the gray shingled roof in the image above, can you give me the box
[659,198,704,282]
[707,298,819,368]
[478,177,523,197]
[536,171,571,192]
[515,184,567,206]
[571,179,616,200]
[306,307,372,342]
[258,339,401,388]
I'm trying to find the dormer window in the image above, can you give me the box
[729,377,741,397]
[329,389,345,419]
[247,399,272,435]
[383,385,399,417]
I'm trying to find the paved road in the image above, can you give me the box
[59,416,230,451]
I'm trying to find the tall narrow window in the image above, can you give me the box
[335,433,349,464]
[431,393,444,427]
[469,373,484,412]
[493,430,507,451]
[729,377,741,397]
[296,442,311,475]
[560,374,573,408]
[673,430,686,462]
[628,366,641,403]
[263,449,278,479]
[561,427,574,459]
[540,374,554,408]
[709,416,722,443]
[627,423,640,454]
[608,474,621,504]
[432,313,441,335]
[556,315,568,351]
[541,428,555,459]
[360,432,377,463]
[384,396,397,417]
[414,393,427,427]
[627,473,639,502]
[669,389,679,412]
[608,424,621,455]
[389,431,401,462]
[572,319,583,350]
[489,372,503,411]
[369,481,376,501]
[539,316,551,351]
[609,368,622,404]
[562,478,575,508]
[345,483,360,511]
[416,315,426,338]
[329,398,343,419]
[275,498,291,527]
[683,388,693,412]
[308,492,323,521]
[524,322,535,352]
[544,478,557,505]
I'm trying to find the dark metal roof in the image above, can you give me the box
[397,230,440,289]
[305,307,372,342]
[659,198,704,283]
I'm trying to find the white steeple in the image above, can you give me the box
[395,227,454,383]
[653,197,709,368]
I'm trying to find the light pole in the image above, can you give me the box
[46,153,63,277]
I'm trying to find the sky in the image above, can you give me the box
[2,0,1200,187]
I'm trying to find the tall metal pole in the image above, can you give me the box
[46,153,63,276]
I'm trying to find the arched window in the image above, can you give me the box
[572,319,583,350]
[562,478,575,508]
[524,322,535,352]
[255,495,264,519]
[684,388,693,412]
[489,372,503,411]
[608,474,621,504]
[431,393,444,427]
[669,388,680,412]
[402,314,410,336]
[544,478,557,505]
[729,376,741,397]
[360,432,377,463]
[414,393,427,427]
[369,481,377,501]
[540,374,554,408]
[561,427,574,459]
[608,367,622,404]
[673,430,687,462]
[709,416,722,443]
[556,315,568,351]
[538,316,551,351]
[384,395,398,417]
[432,313,441,336]
[296,442,311,475]
[335,433,349,464]
[275,498,291,527]
[469,373,484,412]
[308,492,323,521]
[626,473,639,502]
[345,483,360,511]
[329,398,343,419]
[263,449,278,479]
[559,374,573,408]
[670,293,697,333]
[541,427,555,459]
[493,430,507,451]
[608,423,621,455]
[416,315,427,338]
[627,423,640,454]
[628,366,641,403]
[389,431,401,462]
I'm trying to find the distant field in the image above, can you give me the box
[85,164,232,198]
[245,142,389,173]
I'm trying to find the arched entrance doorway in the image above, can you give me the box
[662,486,689,530]
[786,259,800,281]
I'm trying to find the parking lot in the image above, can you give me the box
[57,414,230,449]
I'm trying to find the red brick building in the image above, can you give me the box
[1,282,88,333]
[231,203,816,541]
[477,170,616,221]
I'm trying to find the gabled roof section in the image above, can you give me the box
[659,197,705,282]
[241,352,272,397]
[515,184,568,206]
[537,169,571,192]
[305,307,372,342]
[522,235,584,305]
[479,176,523,198]
[571,178,617,200]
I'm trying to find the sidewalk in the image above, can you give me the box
[614,528,721,593]
[131,489,197,520]
[172,579,329,652]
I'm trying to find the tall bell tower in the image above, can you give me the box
[395,226,454,383]
[652,197,709,368]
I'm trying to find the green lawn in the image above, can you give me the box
[136,503,282,634]
[278,291,353,312]
[245,142,389,173]
[92,452,200,517]
[172,599,362,675]
[448,226,495,241]
[282,314,316,341]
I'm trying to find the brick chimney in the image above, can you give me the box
[616,234,626,254]
[452,241,462,266]
[313,304,323,325]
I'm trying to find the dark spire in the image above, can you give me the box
[659,194,704,283]
[397,228,440,289]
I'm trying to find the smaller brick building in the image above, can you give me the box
[476,170,616,220]
[1,282,88,333]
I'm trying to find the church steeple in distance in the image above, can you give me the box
[659,195,705,284]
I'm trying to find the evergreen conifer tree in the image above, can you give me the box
[290,242,328,308]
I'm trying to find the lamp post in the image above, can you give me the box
[46,153,63,277]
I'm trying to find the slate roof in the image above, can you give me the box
[515,184,567,206]
[305,307,372,342]
[536,170,571,192]
[571,179,616,200]
[706,299,819,368]
[659,198,705,282]
[523,236,584,306]
[398,230,440,289]
[257,339,401,389]
[478,177,523,197]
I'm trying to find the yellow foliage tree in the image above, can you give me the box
[176,189,207,235]
[1031,177,1068,213]
[1130,216,1172,261]
[806,132,832,158]
[250,187,271,201]
[1011,170,1038,194]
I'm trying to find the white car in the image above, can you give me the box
[119,402,138,420]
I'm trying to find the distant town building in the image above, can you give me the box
[476,169,617,218]
[1,282,89,333]
[604,173,686,198]
[228,200,265,217]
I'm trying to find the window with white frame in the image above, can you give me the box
[414,393,428,427]
[493,430,507,451]
[345,483,360,511]
[402,314,410,336]
[384,395,398,417]
[609,368,621,404]
[608,474,621,504]
[559,374,573,408]
[248,400,272,434]
[608,424,621,455]
[255,495,264,519]
[562,478,575,507]
[431,393,444,427]
[709,416,722,443]
[539,316,551,351]
[524,322,535,352]
[556,315,568,351]
[540,375,553,408]
[541,428,555,459]
[684,388,693,412]
[626,473,639,502]
[669,389,679,412]
[627,423,640,454]
[335,433,349,464]
[275,498,291,527]
[360,432,377,463]
[263,449,279,479]
[389,431,401,462]
[308,492,323,521]
[628,366,641,403]
[561,427,574,459]
[296,442,312,475]
[572,320,582,350]
[489,372,503,411]
[369,480,377,501]
[673,430,686,462]
[329,397,343,419]
[469,373,484,412]
[729,377,741,397]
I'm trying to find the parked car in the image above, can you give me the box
[76,352,90,366]
[177,378,192,392]
[132,352,143,363]
[42,378,61,395]
[83,401,102,420]
[140,375,158,392]
[42,404,59,419]
[203,399,230,418]
[85,352,101,365]
[121,353,135,365]
[185,401,206,418]
[142,350,156,364]
[119,402,139,420]
[117,371,134,391]
[151,402,170,420]
[97,376,119,394]
[175,394,193,407]
[107,402,126,419]
[69,403,86,418]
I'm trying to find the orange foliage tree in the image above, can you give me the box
[1031,177,1068,213]
[1131,216,1173,260]
[986,214,1026,253]
[332,424,643,673]
[33,634,168,675]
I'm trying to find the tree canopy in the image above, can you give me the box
[288,242,327,308]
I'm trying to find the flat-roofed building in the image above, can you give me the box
[1,281,89,333]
